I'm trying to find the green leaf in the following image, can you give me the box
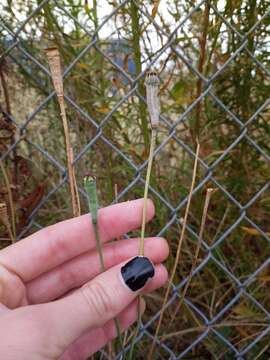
[171,80,186,100]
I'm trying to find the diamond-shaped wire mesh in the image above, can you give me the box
[0,0,270,359]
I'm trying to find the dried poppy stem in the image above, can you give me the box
[139,70,160,256]
[45,47,80,217]
[147,143,200,360]
[139,128,157,255]
[128,71,160,360]
[84,175,123,352]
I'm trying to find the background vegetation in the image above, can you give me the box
[0,0,270,358]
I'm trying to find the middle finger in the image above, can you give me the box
[27,237,169,304]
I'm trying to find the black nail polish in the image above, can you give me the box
[121,256,155,292]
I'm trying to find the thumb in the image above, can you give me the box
[39,256,156,348]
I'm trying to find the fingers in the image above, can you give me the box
[34,261,167,350]
[60,299,145,360]
[0,199,154,282]
[27,236,169,304]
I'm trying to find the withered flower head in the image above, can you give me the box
[145,70,160,129]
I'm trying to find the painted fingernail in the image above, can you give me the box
[121,256,155,292]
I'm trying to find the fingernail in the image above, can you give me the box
[121,256,155,292]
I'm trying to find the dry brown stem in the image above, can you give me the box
[45,47,80,217]
[171,187,217,322]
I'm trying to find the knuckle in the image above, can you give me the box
[0,264,26,308]
[110,241,118,265]
[80,280,113,322]
[58,265,77,291]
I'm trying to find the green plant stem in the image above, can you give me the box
[127,298,142,360]
[128,128,157,360]
[139,127,157,255]
[84,176,123,353]
[93,220,105,271]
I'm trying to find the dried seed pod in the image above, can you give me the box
[44,47,63,97]
[145,70,160,129]
[45,47,80,217]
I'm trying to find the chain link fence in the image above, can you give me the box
[0,0,270,358]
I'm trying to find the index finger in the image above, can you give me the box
[0,199,154,282]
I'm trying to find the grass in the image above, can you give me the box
[170,187,217,323]
[0,0,270,358]
[84,175,123,354]
[148,142,200,360]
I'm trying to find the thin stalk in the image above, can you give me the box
[114,183,128,360]
[45,47,80,218]
[128,296,146,360]
[139,71,160,255]
[84,175,104,270]
[171,187,217,323]
[127,129,156,357]
[0,160,16,240]
[161,321,267,341]
[193,3,210,141]
[147,143,200,360]
[128,186,153,359]
[92,0,99,31]
[107,185,121,360]
[108,342,114,360]
[70,148,81,216]
[211,203,230,244]
[113,183,125,360]
[254,343,270,360]
[83,176,123,353]
[139,128,157,255]
[120,330,128,360]
[130,0,149,149]
[129,70,160,360]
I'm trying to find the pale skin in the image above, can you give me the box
[0,199,169,360]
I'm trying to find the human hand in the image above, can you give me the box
[0,199,168,359]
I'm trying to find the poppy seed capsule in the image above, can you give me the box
[145,71,160,129]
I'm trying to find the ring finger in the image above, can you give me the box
[27,237,169,304]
